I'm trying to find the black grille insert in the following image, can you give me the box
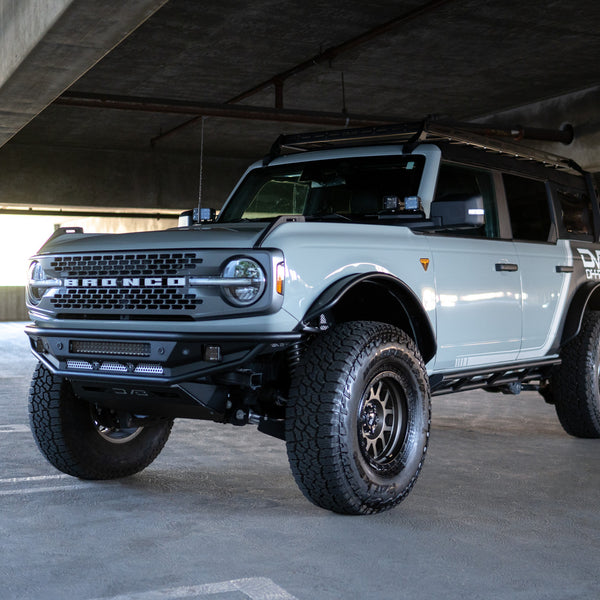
[49,252,203,277]
[50,288,202,311]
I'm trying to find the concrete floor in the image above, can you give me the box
[1,322,599,600]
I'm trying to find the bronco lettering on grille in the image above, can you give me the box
[63,277,187,288]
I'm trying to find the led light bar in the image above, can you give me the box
[69,340,151,357]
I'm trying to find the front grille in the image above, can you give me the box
[34,248,278,320]
[41,250,207,317]
[50,288,202,311]
[49,252,203,277]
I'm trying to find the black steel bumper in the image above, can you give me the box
[25,325,303,386]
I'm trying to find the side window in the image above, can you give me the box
[555,187,594,239]
[503,174,551,242]
[431,163,499,238]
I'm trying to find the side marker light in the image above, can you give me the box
[276,262,285,295]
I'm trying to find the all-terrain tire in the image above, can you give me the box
[28,363,174,479]
[551,311,600,438]
[285,321,431,515]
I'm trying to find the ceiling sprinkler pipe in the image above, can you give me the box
[517,123,574,145]
[452,121,574,145]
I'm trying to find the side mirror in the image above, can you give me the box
[430,194,485,228]
[178,207,217,227]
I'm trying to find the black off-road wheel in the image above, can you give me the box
[28,363,173,479]
[551,311,600,438]
[286,321,431,515]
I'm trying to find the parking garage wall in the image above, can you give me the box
[0,145,249,320]
[0,287,27,320]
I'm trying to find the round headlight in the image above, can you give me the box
[27,261,47,305]
[221,257,266,306]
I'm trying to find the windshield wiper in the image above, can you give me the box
[218,217,270,223]
[309,212,353,222]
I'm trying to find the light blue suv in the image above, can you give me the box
[25,121,600,514]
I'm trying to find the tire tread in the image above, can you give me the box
[552,312,600,438]
[286,321,430,514]
[28,363,173,479]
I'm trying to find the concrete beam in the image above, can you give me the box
[0,0,73,85]
[0,143,248,211]
[0,0,169,147]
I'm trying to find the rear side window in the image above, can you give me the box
[555,188,594,239]
[503,174,551,242]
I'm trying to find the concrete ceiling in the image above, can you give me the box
[1,0,600,211]
[9,0,600,158]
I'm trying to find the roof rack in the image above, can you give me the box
[265,119,584,175]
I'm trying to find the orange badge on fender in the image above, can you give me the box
[420,258,430,271]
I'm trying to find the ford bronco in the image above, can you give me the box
[25,121,600,514]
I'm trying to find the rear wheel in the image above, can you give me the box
[551,311,600,438]
[286,321,430,514]
[28,363,173,479]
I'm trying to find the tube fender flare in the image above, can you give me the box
[301,272,436,363]
[561,281,600,345]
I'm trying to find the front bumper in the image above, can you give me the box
[26,325,302,385]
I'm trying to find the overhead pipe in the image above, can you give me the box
[439,120,574,145]
[55,94,575,148]
[151,0,456,144]
[55,91,398,144]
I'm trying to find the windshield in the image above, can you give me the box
[218,155,425,223]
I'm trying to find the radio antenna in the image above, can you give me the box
[197,116,206,219]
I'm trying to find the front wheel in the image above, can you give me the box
[28,363,173,479]
[286,322,431,515]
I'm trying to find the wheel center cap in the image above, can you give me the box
[362,403,379,436]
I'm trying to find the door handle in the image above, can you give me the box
[495,263,518,272]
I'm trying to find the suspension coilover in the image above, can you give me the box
[287,340,305,376]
